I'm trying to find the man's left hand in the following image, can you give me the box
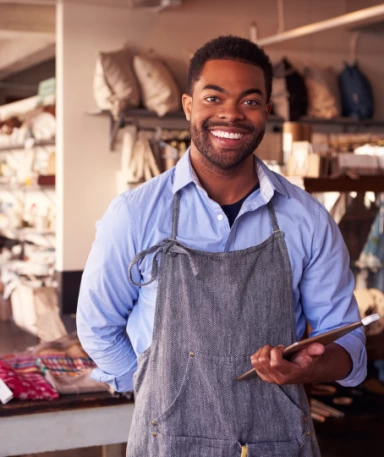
[250,343,325,385]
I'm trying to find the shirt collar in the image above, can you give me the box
[172,148,288,199]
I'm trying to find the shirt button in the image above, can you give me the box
[217,214,224,221]
[152,432,158,437]
[151,421,157,426]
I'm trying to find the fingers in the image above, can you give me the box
[251,345,287,384]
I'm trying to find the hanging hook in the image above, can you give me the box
[277,0,285,33]
[350,32,361,65]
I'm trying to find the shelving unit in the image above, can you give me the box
[304,176,384,194]
[89,108,384,151]
[0,140,55,153]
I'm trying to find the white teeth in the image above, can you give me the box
[211,130,244,140]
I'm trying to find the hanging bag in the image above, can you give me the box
[339,63,374,120]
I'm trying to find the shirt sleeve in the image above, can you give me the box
[77,193,141,392]
[299,200,367,387]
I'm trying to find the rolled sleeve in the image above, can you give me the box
[300,200,367,387]
[335,327,367,387]
[90,365,136,392]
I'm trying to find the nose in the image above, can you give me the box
[218,102,245,122]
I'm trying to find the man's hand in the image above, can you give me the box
[250,342,347,385]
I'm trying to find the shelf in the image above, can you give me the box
[0,184,55,192]
[304,176,384,193]
[89,108,384,151]
[271,116,384,128]
[0,140,55,153]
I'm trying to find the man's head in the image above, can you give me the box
[183,36,273,171]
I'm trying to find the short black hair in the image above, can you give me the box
[187,35,273,102]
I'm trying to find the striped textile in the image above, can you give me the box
[35,356,96,377]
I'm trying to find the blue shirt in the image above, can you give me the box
[77,150,367,392]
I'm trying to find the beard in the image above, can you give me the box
[190,120,266,171]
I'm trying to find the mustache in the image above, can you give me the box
[202,121,254,133]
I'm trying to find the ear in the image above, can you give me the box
[182,93,192,121]
[265,103,272,119]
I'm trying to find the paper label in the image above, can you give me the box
[0,379,14,404]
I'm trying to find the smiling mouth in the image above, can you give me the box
[210,130,245,140]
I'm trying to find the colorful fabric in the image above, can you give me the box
[35,356,96,377]
[0,360,59,401]
[1,353,44,374]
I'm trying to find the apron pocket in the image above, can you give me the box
[133,347,151,396]
[247,438,302,457]
[153,433,241,457]
[154,352,193,423]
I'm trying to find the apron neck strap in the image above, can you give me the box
[267,200,280,233]
[171,191,181,240]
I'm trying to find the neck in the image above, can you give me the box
[190,146,259,206]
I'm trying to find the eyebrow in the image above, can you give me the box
[202,85,264,98]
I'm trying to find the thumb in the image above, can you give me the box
[306,343,325,357]
[292,343,325,366]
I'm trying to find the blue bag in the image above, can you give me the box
[339,63,374,120]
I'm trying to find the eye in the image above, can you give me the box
[243,99,261,106]
[205,96,220,103]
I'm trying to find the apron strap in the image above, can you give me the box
[171,191,181,240]
[128,242,165,287]
[267,201,281,233]
[128,238,200,287]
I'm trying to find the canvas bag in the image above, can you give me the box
[93,48,141,119]
[339,63,374,120]
[272,58,308,121]
[304,66,341,119]
[133,54,181,116]
[11,282,67,342]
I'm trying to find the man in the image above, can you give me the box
[77,36,366,457]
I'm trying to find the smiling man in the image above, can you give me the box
[77,36,366,457]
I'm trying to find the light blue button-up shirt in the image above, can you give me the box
[77,150,367,392]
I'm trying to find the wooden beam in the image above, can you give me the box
[0,4,55,35]
[0,37,55,79]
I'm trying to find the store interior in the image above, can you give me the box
[1,0,384,456]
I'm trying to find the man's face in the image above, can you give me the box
[182,59,271,170]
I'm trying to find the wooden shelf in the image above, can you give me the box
[304,176,384,193]
[0,184,55,192]
[89,108,384,151]
[0,140,55,153]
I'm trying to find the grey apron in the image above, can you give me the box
[127,191,321,457]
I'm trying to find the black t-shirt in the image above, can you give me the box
[221,184,259,228]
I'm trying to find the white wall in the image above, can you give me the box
[56,0,384,271]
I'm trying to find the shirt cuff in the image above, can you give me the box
[90,367,134,392]
[334,333,367,387]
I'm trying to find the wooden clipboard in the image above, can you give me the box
[236,318,372,382]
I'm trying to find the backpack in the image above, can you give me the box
[272,58,308,121]
[339,63,374,120]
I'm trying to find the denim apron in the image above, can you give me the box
[127,191,321,457]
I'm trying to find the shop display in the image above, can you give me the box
[339,62,374,120]
[304,66,341,119]
[133,53,181,116]
[117,126,189,193]
[93,48,141,118]
[0,360,59,401]
[10,281,66,342]
[0,96,58,337]
[271,57,308,121]
[0,333,115,403]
